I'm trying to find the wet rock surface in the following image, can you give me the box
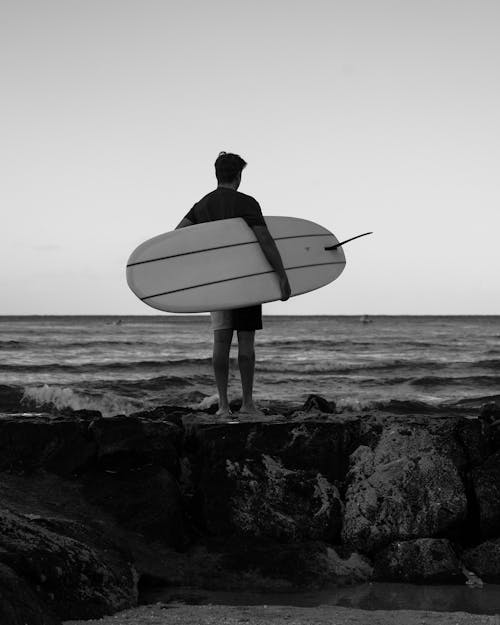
[192,418,358,539]
[472,449,500,538]
[0,505,137,622]
[0,399,499,623]
[373,538,464,583]
[462,538,500,583]
[0,561,59,625]
[341,416,482,553]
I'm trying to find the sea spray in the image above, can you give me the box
[22,384,141,417]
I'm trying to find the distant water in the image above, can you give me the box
[1,315,499,417]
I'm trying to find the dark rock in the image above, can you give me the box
[0,415,96,476]
[0,562,60,625]
[194,419,360,537]
[58,408,102,421]
[0,506,137,621]
[129,405,190,427]
[478,401,500,425]
[471,449,500,538]
[454,417,494,468]
[213,454,343,541]
[0,384,25,413]
[195,416,360,485]
[342,417,469,553]
[462,538,500,582]
[82,467,188,549]
[303,394,335,414]
[89,415,182,476]
[374,538,464,583]
[219,538,372,589]
[2,407,497,618]
[477,403,500,452]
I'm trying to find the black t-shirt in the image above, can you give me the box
[184,188,266,228]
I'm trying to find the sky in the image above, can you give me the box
[1,0,499,315]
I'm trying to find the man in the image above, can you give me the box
[176,152,291,419]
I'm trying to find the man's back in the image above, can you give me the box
[185,188,266,229]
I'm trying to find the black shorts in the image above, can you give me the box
[210,305,263,331]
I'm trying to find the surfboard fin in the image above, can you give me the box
[325,232,373,251]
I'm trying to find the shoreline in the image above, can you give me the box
[64,603,500,625]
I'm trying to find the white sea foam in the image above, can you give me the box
[192,393,219,410]
[21,384,140,418]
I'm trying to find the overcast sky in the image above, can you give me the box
[1,0,499,315]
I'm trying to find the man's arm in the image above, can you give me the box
[175,217,193,229]
[252,225,291,301]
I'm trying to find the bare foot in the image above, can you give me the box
[238,405,265,418]
[215,407,233,419]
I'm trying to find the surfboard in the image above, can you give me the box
[126,217,347,313]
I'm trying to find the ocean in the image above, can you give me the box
[1,315,499,418]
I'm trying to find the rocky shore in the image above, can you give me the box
[1,395,500,624]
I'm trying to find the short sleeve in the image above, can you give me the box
[241,198,266,228]
[184,205,197,224]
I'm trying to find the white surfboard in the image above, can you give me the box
[126,217,347,313]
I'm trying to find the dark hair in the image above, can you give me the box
[214,151,247,183]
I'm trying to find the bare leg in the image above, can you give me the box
[212,329,233,416]
[237,330,263,415]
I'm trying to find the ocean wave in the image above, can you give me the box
[0,357,213,374]
[410,375,500,388]
[22,385,142,417]
[87,374,200,392]
[257,359,443,375]
[443,394,500,408]
[261,338,455,349]
[334,397,443,414]
[370,398,445,413]
[472,359,500,370]
[49,339,163,348]
[43,339,205,349]
[0,341,27,350]
[262,339,376,348]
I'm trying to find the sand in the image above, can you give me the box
[64,603,500,625]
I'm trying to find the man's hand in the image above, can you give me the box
[252,225,292,302]
[279,275,291,301]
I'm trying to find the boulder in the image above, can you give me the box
[373,538,464,583]
[0,506,137,621]
[0,562,60,625]
[195,416,360,487]
[221,454,343,541]
[2,407,498,617]
[302,394,336,414]
[471,449,500,538]
[0,415,97,476]
[478,401,500,426]
[193,419,360,538]
[218,539,372,589]
[82,466,189,549]
[342,417,469,553]
[0,384,25,413]
[89,415,182,476]
[129,405,190,427]
[462,538,500,583]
